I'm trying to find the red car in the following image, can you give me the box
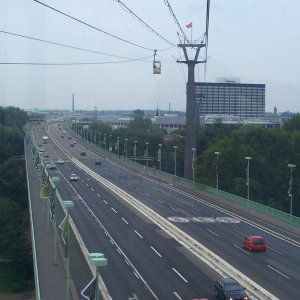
[243,235,267,252]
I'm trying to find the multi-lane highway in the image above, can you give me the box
[32,122,300,299]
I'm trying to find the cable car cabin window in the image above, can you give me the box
[153,61,161,74]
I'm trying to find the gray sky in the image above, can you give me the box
[1,0,300,112]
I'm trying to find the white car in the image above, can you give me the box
[69,173,79,181]
[57,159,65,164]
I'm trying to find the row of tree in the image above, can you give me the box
[74,113,300,217]
[0,107,32,292]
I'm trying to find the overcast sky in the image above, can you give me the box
[1,0,300,113]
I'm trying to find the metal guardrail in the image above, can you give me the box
[24,139,41,300]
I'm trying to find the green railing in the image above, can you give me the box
[71,128,300,228]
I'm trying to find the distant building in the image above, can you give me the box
[195,78,265,119]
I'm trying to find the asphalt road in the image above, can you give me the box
[33,122,300,299]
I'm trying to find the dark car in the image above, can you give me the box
[80,152,86,156]
[95,160,101,165]
[214,277,249,300]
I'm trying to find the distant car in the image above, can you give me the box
[61,135,64,138]
[59,127,62,130]
[70,143,74,147]
[43,153,49,157]
[47,163,57,170]
[69,173,79,181]
[243,236,267,252]
[80,152,86,156]
[39,148,45,153]
[68,136,72,140]
[95,160,101,165]
[57,159,65,164]
[73,140,77,144]
[214,277,248,300]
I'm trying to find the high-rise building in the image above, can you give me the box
[195,79,265,118]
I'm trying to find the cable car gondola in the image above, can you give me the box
[153,50,161,74]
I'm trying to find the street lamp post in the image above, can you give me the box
[145,142,149,171]
[124,139,128,158]
[174,145,178,177]
[109,134,112,151]
[192,148,197,188]
[117,136,120,157]
[288,163,296,223]
[158,144,162,171]
[215,151,220,190]
[88,253,108,300]
[98,132,101,147]
[51,176,60,265]
[104,134,107,150]
[63,200,75,300]
[134,141,137,162]
[245,156,252,211]
[94,130,97,144]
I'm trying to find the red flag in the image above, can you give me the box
[186,22,192,29]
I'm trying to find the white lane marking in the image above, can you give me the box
[122,218,128,224]
[170,206,178,212]
[117,248,121,255]
[86,178,90,181]
[135,187,141,191]
[233,228,247,237]
[172,268,188,283]
[109,239,114,245]
[234,244,250,255]
[134,230,143,239]
[206,228,220,237]
[267,265,290,279]
[267,246,282,255]
[172,292,183,300]
[81,179,84,182]
[111,207,118,214]
[86,183,89,187]
[155,199,163,204]
[133,271,139,279]
[103,200,108,204]
[145,192,151,197]
[124,259,130,266]
[96,193,101,197]
[150,246,162,258]
[91,187,94,191]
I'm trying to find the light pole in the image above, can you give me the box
[117,136,120,157]
[174,145,178,177]
[215,151,220,190]
[104,134,107,150]
[145,142,149,171]
[109,134,112,151]
[288,163,296,223]
[192,148,197,188]
[63,200,74,300]
[88,253,108,300]
[134,140,137,162]
[94,130,97,144]
[98,132,101,147]
[124,139,128,158]
[245,156,252,210]
[51,176,60,265]
[158,144,162,171]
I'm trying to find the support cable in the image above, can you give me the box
[33,0,154,52]
[162,0,189,43]
[0,30,146,60]
[0,56,153,66]
[112,0,177,47]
